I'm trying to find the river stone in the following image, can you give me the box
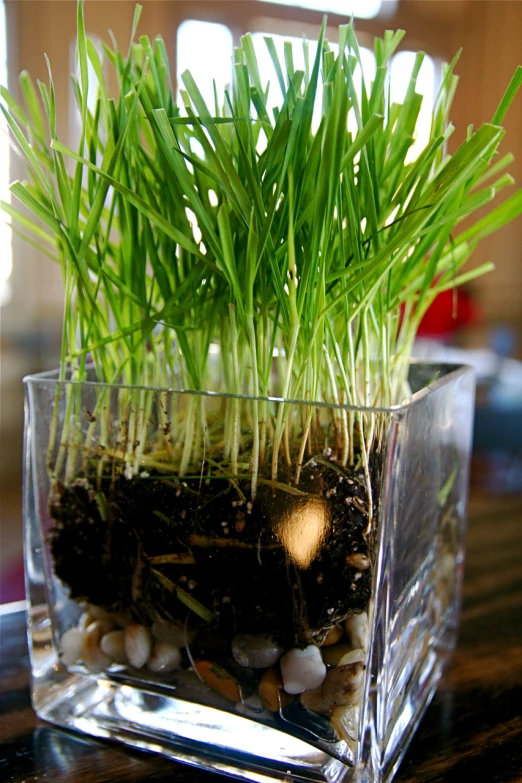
[280,645,327,694]
[231,633,283,668]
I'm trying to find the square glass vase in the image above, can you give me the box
[23,362,474,783]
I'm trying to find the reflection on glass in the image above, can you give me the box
[275,499,330,568]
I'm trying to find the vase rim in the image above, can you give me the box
[23,361,473,414]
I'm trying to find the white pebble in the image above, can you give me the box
[100,630,127,664]
[125,623,152,668]
[280,645,327,695]
[60,627,84,666]
[82,620,114,671]
[345,612,369,651]
[147,641,181,673]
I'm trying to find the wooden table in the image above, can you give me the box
[1,494,522,783]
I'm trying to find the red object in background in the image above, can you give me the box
[417,287,477,339]
[0,560,25,603]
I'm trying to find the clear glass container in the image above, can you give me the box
[23,362,475,783]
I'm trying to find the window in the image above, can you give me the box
[252,31,376,133]
[259,0,386,19]
[176,20,233,111]
[69,36,103,150]
[390,51,436,162]
[0,0,11,306]
[176,18,436,161]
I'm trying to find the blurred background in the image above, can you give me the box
[1,0,522,603]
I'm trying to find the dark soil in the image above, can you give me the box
[50,454,380,649]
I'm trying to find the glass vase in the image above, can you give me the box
[23,362,474,783]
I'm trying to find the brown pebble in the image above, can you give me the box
[235,511,246,532]
[321,662,365,707]
[194,660,241,702]
[322,644,355,667]
[321,625,344,647]
[258,667,293,712]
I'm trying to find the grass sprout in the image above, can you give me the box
[3,2,522,499]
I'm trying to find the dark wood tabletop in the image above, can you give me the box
[1,492,522,783]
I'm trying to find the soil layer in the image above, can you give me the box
[50,454,380,649]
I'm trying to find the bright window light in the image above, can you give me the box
[390,51,436,161]
[259,0,384,19]
[0,0,12,306]
[177,20,233,112]
[69,37,103,149]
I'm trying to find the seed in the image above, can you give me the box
[346,553,370,570]
[148,641,181,673]
[124,624,152,669]
[60,627,84,666]
[232,634,283,669]
[82,620,114,671]
[280,645,327,695]
[100,630,127,664]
